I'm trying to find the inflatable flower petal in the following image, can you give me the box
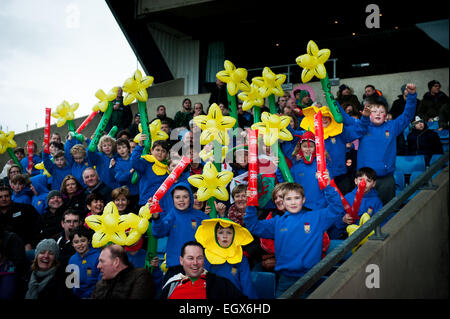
[195,218,253,264]
[133,119,168,146]
[346,212,375,253]
[252,67,286,98]
[238,82,265,112]
[35,162,51,177]
[216,60,250,96]
[122,69,154,105]
[85,201,129,247]
[188,162,233,201]
[295,40,331,83]
[51,101,79,127]
[199,144,228,162]
[251,112,293,146]
[300,106,343,139]
[93,87,119,112]
[0,130,17,154]
[193,103,236,145]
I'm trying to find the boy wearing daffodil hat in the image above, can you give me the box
[195,218,257,299]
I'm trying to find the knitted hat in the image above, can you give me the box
[428,80,440,90]
[300,131,316,145]
[299,90,310,100]
[35,238,59,259]
[46,190,62,204]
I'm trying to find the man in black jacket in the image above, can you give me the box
[160,241,247,300]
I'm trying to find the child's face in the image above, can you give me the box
[300,141,316,159]
[54,156,66,168]
[355,175,376,194]
[151,145,167,162]
[87,199,104,214]
[117,144,129,158]
[173,189,190,210]
[49,144,58,155]
[72,153,85,164]
[216,227,234,248]
[283,190,305,214]
[101,141,113,156]
[169,160,179,172]
[193,193,204,210]
[369,105,387,126]
[273,190,285,211]
[161,123,170,134]
[322,116,332,128]
[233,191,247,211]
[129,141,137,153]
[72,234,90,256]
[114,195,128,213]
[11,182,24,193]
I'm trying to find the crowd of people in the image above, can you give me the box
[0,78,447,300]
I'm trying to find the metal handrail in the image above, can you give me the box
[279,152,449,299]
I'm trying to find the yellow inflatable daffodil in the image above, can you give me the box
[122,69,154,105]
[122,207,150,246]
[300,106,343,139]
[195,218,254,264]
[216,60,250,96]
[295,40,331,83]
[85,202,130,247]
[35,162,51,177]
[188,162,233,201]
[93,87,119,112]
[251,67,286,98]
[133,119,168,146]
[0,130,17,154]
[199,144,228,163]
[251,112,293,146]
[51,101,79,127]
[193,103,236,146]
[140,154,169,176]
[346,212,375,253]
[237,82,265,112]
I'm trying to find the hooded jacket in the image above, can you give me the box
[68,247,101,298]
[113,156,139,196]
[43,152,73,191]
[87,150,119,190]
[152,182,209,268]
[406,122,443,165]
[30,174,50,215]
[357,93,417,177]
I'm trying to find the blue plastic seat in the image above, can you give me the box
[394,171,405,195]
[428,121,439,130]
[251,271,276,299]
[395,155,426,174]
[156,237,168,259]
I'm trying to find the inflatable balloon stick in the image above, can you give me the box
[108,126,118,138]
[330,179,352,215]
[148,156,192,214]
[27,140,34,171]
[216,60,250,129]
[295,40,342,123]
[247,129,259,206]
[314,111,327,189]
[44,108,51,154]
[0,130,23,172]
[88,87,119,152]
[351,178,366,220]
[76,111,99,134]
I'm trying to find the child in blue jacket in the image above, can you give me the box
[111,138,139,209]
[10,173,32,205]
[150,182,209,285]
[244,173,344,298]
[42,150,73,191]
[131,135,170,207]
[357,83,417,205]
[65,136,90,188]
[328,167,383,239]
[30,174,50,214]
[87,135,119,190]
[276,131,330,210]
[68,226,101,299]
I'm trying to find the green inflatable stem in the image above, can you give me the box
[207,141,223,219]
[88,102,113,152]
[131,101,152,185]
[108,126,118,137]
[253,107,261,124]
[267,94,278,114]
[6,148,23,173]
[227,90,239,130]
[320,74,343,123]
[277,144,294,182]
[144,223,158,274]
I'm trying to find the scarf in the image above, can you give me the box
[227,204,245,226]
[25,267,57,299]
[140,154,169,176]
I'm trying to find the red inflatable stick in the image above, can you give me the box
[330,179,353,215]
[351,178,366,220]
[44,108,51,154]
[247,129,259,206]
[314,111,327,189]
[27,140,34,171]
[76,111,99,134]
[149,156,192,213]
